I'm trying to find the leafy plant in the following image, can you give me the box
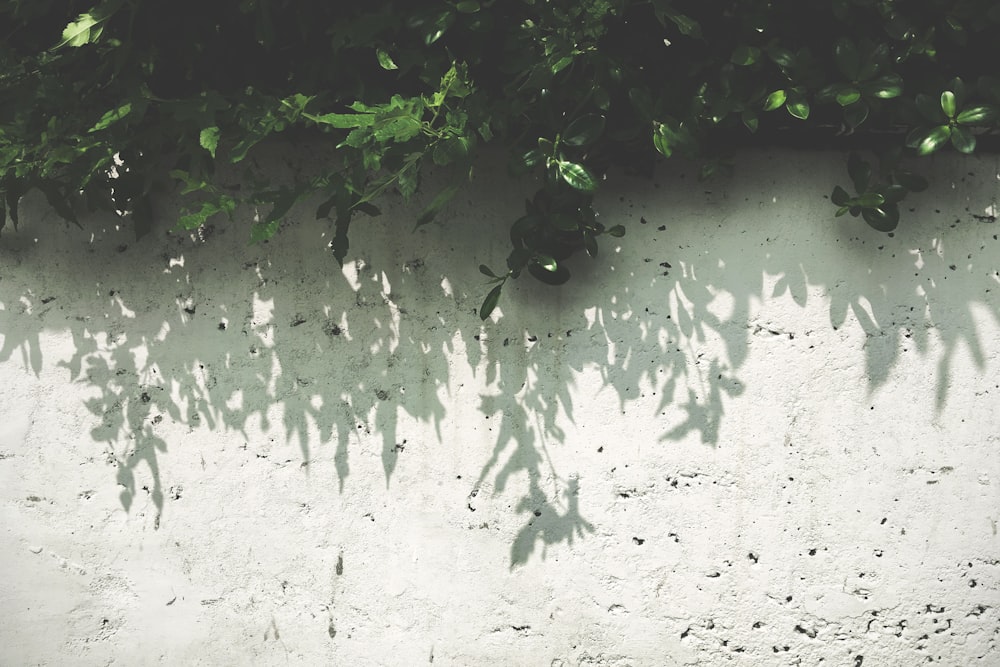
[1,0,997,319]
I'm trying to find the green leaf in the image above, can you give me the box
[916,125,951,155]
[882,184,907,205]
[557,161,598,192]
[535,254,558,272]
[915,94,946,123]
[831,185,850,206]
[56,13,103,48]
[562,114,606,147]
[763,90,786,111]
[549,213,578,231]
[862,205,900,232]
[607,224,626,237]
[456,1,480,12]
[376,48,398,70]
[847,152,870,192]
[950,125,976,153]
[768,47,795,70]
[855,192,885,208]
[199,126,220,158]
[305,112,376,128]
[862,74,903,99]
[414,184,459,229]
[956,105,999,125]
[251,219,279,243]
[836,88,861,107]
[731,45,761,66]
[88,102,132,133]
[843,100,869,129]
[786,93,809,120]
[940,91,956,118]
[834,37,860,80]
[479,284,502,320]
[664,11,702,38]
[583,232,598,258]
[741,109,759,132]
[479,264,499,278]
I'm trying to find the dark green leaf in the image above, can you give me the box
[652,125,671,157]
[549,213,578,232]
[607,224,626,237]
[862,74,903,99]
[88,102,132,133]
[855,192,885,208]
[456,1,480,12]
[731,45,761,66]
[881,185,906,205]
[956,105,999,125]
[583,232,598,258]
[768,47,795,69]
[843,100,869,129]
[741,109,759,132]
[786,92,809,120]
[563,114,606,147]
[915,94,946,123]
[664,11,702,38]
[834,37,860,80]
[557,161,598,192]
[836,88,861,107]
[479,264,499,278]
[916,125,951,155]
[479,284,502,320]
[862,205,900,232]
[628,87,655,122]
[950,125,976,153]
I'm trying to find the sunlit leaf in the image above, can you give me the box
[557,161,598,192]
[199,126,220,158]
[916,125,951,155]
[376,48,398,70]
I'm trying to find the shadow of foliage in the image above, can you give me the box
[1,149,996,565]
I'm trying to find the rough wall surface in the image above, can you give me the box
[1,150,998,666]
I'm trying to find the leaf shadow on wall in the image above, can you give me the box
[0,149,996,567]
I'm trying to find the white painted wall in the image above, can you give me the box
[1,149,998,666]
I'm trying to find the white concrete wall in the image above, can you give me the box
[1,149,998,666]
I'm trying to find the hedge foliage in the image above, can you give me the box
[2,0,998,317]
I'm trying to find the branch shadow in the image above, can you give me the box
[1,148,996,566]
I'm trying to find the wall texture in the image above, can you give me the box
[1,149,998,666]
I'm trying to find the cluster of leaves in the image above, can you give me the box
[1,0,998,318]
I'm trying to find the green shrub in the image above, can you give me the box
[2,0,998,316]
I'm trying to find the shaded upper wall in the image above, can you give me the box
[0,147,998,536]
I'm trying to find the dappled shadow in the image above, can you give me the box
[1,148,997,565]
